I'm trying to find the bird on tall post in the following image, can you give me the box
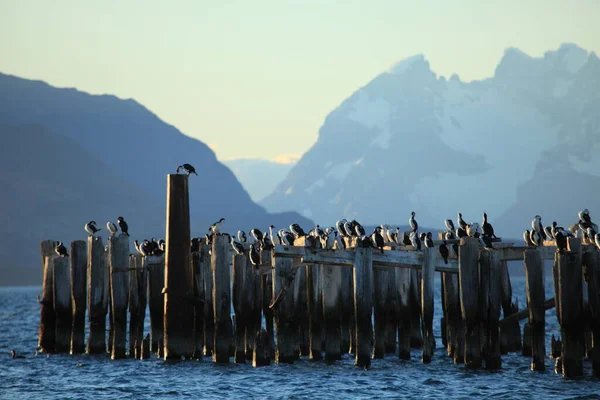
[55,242,68,257]
[482,212,497,239]
[176,164,198,176]
[107,221,118,236]
[84,221,101,236]
[210,218,225,235]
[117,216,129,236]
[439,241,449,264]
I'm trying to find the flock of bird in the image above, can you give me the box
[523,209,600,252]
[54,217,130,258]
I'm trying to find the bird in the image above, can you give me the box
[106,221,118,236]
[55,242,68,257]
[353,221,366,237]
[343,220,355,237]
[260,234,274,251]
[424,232,434,248]
[176,164,198,176]
[457,213,468,231]
[544,225,554,241]
[531,215,546,240]
[482,212,497,239]
[333,232,345,250]
[480,234,494,249]
[336,219,348,237]
[579,209,591,224]
[231,237,245,255]
[250,228,263,242]
[444,230,456,240]
[11,350,24,359]
[444,219,455,232]
[409,212,418,232]
[409,231,421,251]
[210,218,225,235]
[467,222,480,238]
[555,229,568,252]
[117,217,129,236]
[290,223,306,238]
[134,240,143,255]
[371,228,385,254]
[394,227,403,245]
[190,238,200,253]
[595,233,600,250]
[84,221,101,236]
[249,244,260,266]
[357,235,373,248]
[439,241,449,264]
[279,229,294,246]
[237,230,247,244]
[153,240,165,256]
[269,225,281,245]
[530,229,542,247]
[523,230,534,247]
[309,225,324,237]
[456,227,467,239]
[321,228,335,250]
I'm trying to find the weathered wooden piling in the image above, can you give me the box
[163,174,195,359]
[499,260,520,353]
[556,238,584,377]
[272,256,297,363]
[479,249,501,370]
[524,248,545,371]
[421,247,436,363]
[442,271,463,363]
[372,268,388,359]
[410,269,423,348]
[293,264,310,357]
[87,236,108,354]
[322,263,343,361]
[70,241,87,354]
[108,235,129,359]
[459,237,481,368]
[340,266,353,354]
[386,275,398,355]
[233,251,258,363]
[522,322,532,357]
[147,255,165,357]
[253,329,271,367]
[395,266,413,360]
[306,264,323,360]
[129,254,146,358]
[191,251,205,359]
[353,247,373,368]
[38,243,56,353]
[202,240,214,357]
[583,247,600,378]
[261,250,275,359]
[53,256,71,353]
[212,234,233,362]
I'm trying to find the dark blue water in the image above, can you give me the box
[1,277,598,399]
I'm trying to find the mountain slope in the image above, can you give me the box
[223,158,296,202]
[261,44,600,236]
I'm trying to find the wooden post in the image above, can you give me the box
[108,235,129,359]
[421,247,436,363]
[583,248,600,378]
[410,269,423,348]
[272,256,297,363]
[353,247,373,369]
[212,234,233,363]
[129,254,146,358]
[253,328,270,367]
[522,322,532,357]
[147,255,165,357]
[322,263,342,361]
[524,248,545,371]
[395,266,413,360]
[459,237,481,368]
[87,236,108,354]
[306,264,323,360]
[232,252,254,363]
[70,241,87,354]
[164,174,195,360]
[202,240,214,357]
[480,249,502,370]
[40,240,56,277]
[499,260,520,353]
[556,238,584,377]
[340,265,353,354]
[38,244,56,353]
[53,256,72,353]
[191,251,204,359]
[247,256,262,360]
[443,271,463,363]
[372,268,388,359]
[293,264,310,357]
[386,274,398,355]
[261,250,275,359]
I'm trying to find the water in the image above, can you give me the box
[1,278,598,399]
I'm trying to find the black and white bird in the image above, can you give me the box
[456,226,467,239]
[594,233,600,250]
[357,235,373,248]
[371,228,385,254]
[321,227,335,250]
[394,227,403,245]
[176,164,198,176]
[439,241,449,264]
[457,213,468,231]
[117,216,129,236]
[84,221,101,236]
[523,230,534,247]
[579,209,591,224]
[309,225,324,237]
[555,229,569,252]
[290,223,306,238]
[410,231,421,251]
[531,215,546,241]
[55,242,68,257]
[237,230,247,244]
[210,218,225,235]
[250,228,263,243]
[190,238,200,253]
[260,234,274,251]
[409,212,418,233]
[467,222,480,238]
[480,234,494,249]
[336,219,348,237]
[269,225,281,245]
[444,219,455,232]
[353,221,366,237]
[107,221,118,236]
[482,212,497,239]
[544,225,554,241]
[279,229,294,246]
[424,232,434,248]
[444,230,456,240]
[530,229,542,247]
[333,232,345,250]
[249,244,260,266]
[231,237,245,255]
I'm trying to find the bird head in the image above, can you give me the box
[118,217,124,221]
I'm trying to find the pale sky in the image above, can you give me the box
[1,0,599,161]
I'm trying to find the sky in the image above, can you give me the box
[1,0,599,162]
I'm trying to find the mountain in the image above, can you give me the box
[223,158,296,202]
[261,44,600,237]
[0,74,312,284]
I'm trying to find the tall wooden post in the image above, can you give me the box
[261,250,275,359]
[202,240,214,357]
[583,248,600,378]
[410,269,423,348]
[212,234,233,363]
[191,251,205,359]
[395,266,413,360]
[147,255,165,357]
[70,241,87,354]
[40,240,56,277]
[443,271,462,362]
[480,249,502,370]
[322,264,342,361]
[129,255,144,358]
[340,266,353,354]
[38,243,56,353]
[306,264,323,360]
[459,237,481,368]
[233,252,253,363]
[108,235,129,359]
[556,238,584,377]
[372,268,388,359]
[87,236,108,354]
[272,256,297,363]
[524,248,545,371]
[499,260,520,353]
[53,256,72,353]
[386,273,398,355]
[421,247,436,363]
[163,174,195,359]
[353,247,373,369]
[294,264,310,357]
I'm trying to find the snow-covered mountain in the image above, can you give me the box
[261,44,600,237]
[223,158,296,202]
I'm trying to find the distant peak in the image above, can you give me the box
[387,54,428,75]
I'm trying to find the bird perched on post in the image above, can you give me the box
[107,221,118,236]
[531,215,546,241]
[409,212,418,233]
[482,212,497,239]
[424,232,434,248]
[177,164,198,176]
[117,216,129,236]
[210,218,225,235]
[371,228,385,254]
[523,230,534,247]
[55,242,68,257]
[457,213,468,231]
[231,236,245,255]
[409,231,421,251]
[249,244,260,266]
[439,241,449,264]
[84,221,101,236]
